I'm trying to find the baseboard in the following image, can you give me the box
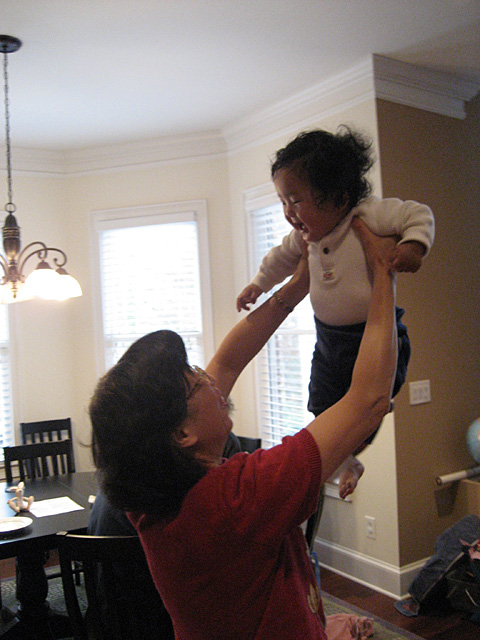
[314,537,427,600]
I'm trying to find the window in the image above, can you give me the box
[92,201,213,372]
[245,187,316,448]
[0,305,13,449]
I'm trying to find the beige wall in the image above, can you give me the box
[8,175,78,437]
[376,95,480,565]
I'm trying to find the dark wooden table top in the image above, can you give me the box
[0,471,98,559]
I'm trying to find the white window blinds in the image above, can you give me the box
[249,202,316,448]
[0,306,13,449]
[94,202,212,371]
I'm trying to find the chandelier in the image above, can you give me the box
[0,35,82,304]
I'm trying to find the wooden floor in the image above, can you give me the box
[1,558,479,638]
[321,566,480,639]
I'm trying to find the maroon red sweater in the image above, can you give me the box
[129,428,325,640]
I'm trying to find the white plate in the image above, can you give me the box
[0,516,33,534]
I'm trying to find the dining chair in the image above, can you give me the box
[3,440,82,591]
[20,418,75,474]
[57,532,173,640]
[236,436,262,453]
[222,434,262,457]
[3,440,75,484]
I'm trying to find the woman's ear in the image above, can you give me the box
[173,425,198,449]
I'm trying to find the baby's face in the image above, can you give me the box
[273,169,348,242]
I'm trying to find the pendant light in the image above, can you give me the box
[0,35,82,303]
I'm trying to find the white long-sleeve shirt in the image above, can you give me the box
[251,196,435,326]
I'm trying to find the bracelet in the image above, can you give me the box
[272,291,294,314]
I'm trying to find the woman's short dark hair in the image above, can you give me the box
[90,330,206,521]
[271,126,374,208]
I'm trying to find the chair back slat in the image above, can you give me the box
[17,459,28,481]
[3,440,75,484]
[20,419,75,474]
[57,533,171,640]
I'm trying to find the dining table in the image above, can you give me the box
[0,471,98,640]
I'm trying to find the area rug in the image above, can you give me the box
[0,567,88,615]
[322,592,424,640]
[0,572,422,640]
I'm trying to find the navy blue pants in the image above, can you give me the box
[308,307,411,445]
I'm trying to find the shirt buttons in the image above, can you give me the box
[322,270,334,281]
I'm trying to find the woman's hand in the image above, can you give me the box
[390,240,425,273]
[352,217,398,276]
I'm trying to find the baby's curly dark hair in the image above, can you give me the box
[271,126,374,209]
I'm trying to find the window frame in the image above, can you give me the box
[91,200,214,376]
[244,184,316,448]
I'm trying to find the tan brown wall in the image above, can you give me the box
[376,95,480,565]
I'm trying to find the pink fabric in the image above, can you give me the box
[326,613,374,640]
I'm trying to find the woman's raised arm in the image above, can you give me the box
[207,246,309,401]
[307,218,398,484]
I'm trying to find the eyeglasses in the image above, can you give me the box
[186,366,216,400]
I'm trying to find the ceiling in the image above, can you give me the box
[2,0,480,151]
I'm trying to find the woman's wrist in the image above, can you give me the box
[271,291,294,313]
[273,245,309,312]
[276,278,309,311]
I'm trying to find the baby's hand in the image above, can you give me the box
[391,241,425,273]
[236,284,263,311]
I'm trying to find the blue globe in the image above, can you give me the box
[466,418,480,464]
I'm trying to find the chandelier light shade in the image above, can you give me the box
[0,35,82,304]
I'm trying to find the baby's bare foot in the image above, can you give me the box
[338,456,365,499]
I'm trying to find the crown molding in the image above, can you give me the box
[0,146,69,176]
[2,55,478,175]
[222,57,376,153]
[62,132,227,176]
[222,55,480,153]
[0,131,227,177]
[372,54,480,120]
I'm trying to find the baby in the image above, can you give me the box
[237,127,435,498]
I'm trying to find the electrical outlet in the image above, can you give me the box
[409,379,431,405]
[365,515,376,539]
